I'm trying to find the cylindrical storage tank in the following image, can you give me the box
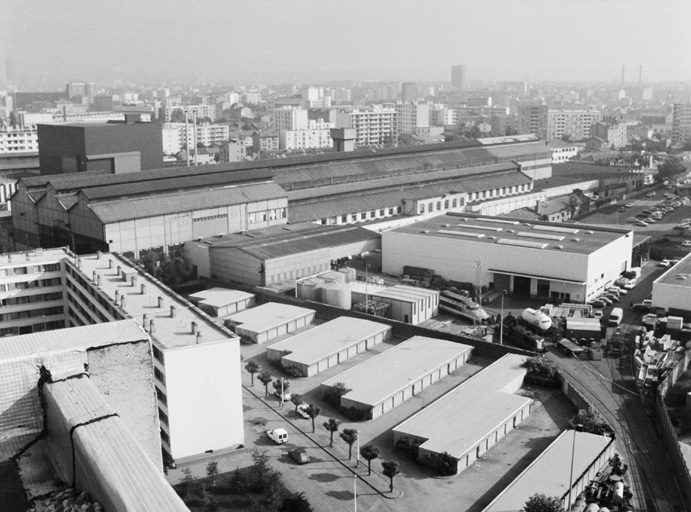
[321,282,352,309]
[297,278,325,301]
[320,271,345,284]
[339,267,357,283]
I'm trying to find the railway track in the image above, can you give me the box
[548,320,686,512]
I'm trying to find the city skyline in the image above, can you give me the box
[3,0,691,87]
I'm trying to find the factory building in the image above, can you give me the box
[651,253,691,317]
[383,213,633,304]
[223,302,316,344]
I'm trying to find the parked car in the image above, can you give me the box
[598,296,613,306]
[627,217,638,222]
[274,390,292,401]
[635,221,648,227]
[683,241,691,247]
[591,300,606,309]
[659,259,672,267]
[296,403,310,419]
[288,447,310,465]
[673,225,688,231]
[593,310,603,318]
[625,203,634,208]
[623,280,637,290]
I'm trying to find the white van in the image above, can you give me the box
[266,428,289,444]
[608,307,623,326]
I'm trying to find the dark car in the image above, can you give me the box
[288,447,310,465]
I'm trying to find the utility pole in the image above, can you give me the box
[474,261,482,309]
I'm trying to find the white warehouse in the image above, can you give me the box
[383,213,633,304]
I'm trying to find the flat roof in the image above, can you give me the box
[77,253,235,350]
[386,212,630,256]
[322,336,472,406]
[188,287,255,308]
[0,247,70,267]
[393,354,530,459]
[654,253,691,287]
[350,283,439,303]
[226,302,314,332]
[484,430,614,512]
[270,317,391,365]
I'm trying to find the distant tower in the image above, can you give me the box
[621,65,625,88]
[401,82,418,102]
[451,65,466,90]
[639,65,642,85]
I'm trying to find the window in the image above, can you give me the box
[436,202,441,211]
[361,213,366,220]
[419,204,425,214]
[158,408,169,425]
[388,208,394,215]
[444,200,449,209]
[341,215,347,223]
[248,213,256,223]
[452,199,457,208]
[351,214,357,222]
[156,387,168,406]
[154,367,166,385]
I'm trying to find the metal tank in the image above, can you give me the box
[320,282,352,309]
[297,278,324,301]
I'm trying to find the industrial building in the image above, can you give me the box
[651,253,691,317]
[392,354,531,475]
[0,247,245,462]
[483,430,615,512]
[187,287,255,317]
[11,168,288,257]
[351,282,440,325]
[0,321,187,510]
[186,222,380,288]
[383,212,633,304]
[224,302,316,343]
[321,336,473,419]
[266,316,392,377]
[37,120,163,175]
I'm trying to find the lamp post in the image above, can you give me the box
[568,424,584,509]
[353,474,357,512]
[364,262,370,315]
[356,429,360,468]
[499,291,505,345]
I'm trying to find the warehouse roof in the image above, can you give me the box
[654,252,691,287]
[321,336,472,406]
[207,223,380,260]
[89,181,286,223]
[188,288,255,309]
[270,317,392,366]
[386,212,631,256]
[225,303,314,333]
[393,354,529,459]
[351,283,439,303]
[484,430,614,512]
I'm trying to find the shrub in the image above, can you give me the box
[569,409,614,437]
[395,435,421,460]
[522,356,559,380]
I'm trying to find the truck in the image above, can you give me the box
[502,315,547,353]
[521,308,552,330]
[266,428,289,445]
[605,327,625,357]
[608,307,623,326]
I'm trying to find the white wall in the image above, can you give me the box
[162,339,244,459]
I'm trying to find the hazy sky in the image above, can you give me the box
[3,0,691,87]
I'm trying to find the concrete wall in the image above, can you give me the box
[160,339,244,460]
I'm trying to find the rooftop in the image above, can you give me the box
[386,212,631,256]
[654,252,691,287]
[270,317,392,365]
[484,430,614,512]
[188,287,255,309]
[321,336,472,406]
[351,283,439,303]
[77,252,236,350]
[225,302,314,332]
[393,354,529,459]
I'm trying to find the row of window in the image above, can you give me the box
[0,305,63,322]
[1,291,62,307]
[419,197,463,214]
[248,208,287,224]
[193,214,228,223]
[0,277,62,292]
[66,266,122,321]
[0,263,61,277]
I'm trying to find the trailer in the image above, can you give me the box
[440,290,490,323]
[502,315,547,353]
[557,338,586,356]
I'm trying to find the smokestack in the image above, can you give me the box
[621,65,625,88]
[639,65,642,85]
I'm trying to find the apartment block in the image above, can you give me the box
[395,103,430,134]
[547,109,602,141]
[517,105,548,139]
[331,106,398,147]
[273,106,309,131]
[0,127,39,153]
[672,103,691,144]
[162,122,230,154]
[589,122,628,149]
[279,119,333,150]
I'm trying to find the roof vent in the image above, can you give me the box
[585,230,594,235]
[443,224,450,228]
[554,245,564,250]
[507,229,515,233]
[422,230,430,234]
[676,274,688,280]
[571,238,580,242]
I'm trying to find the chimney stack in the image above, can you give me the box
[115,290,120,302]
[108,259,113,269]
[157,296,164,308]
[143,313,148,329]
[141,283,146,295]
[170,305,175,318]
[149,319,155,334]
[121,295,126,307]
[131,275,137,287]
[191,321,197,334]
[196,331,201,344]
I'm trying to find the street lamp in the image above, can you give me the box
[499,291,506,345]
[353,474,357,512]
[567,424,584,509]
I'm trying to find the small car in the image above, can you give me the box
[288,447,310,465]
[627,217,638,222]
[591,300,606,309]
[683,241,691,247]
[625,203,633,208]
[593,310,603,318]
[296,403,310,419]
[659,259,671,267]
[274,390,292,401]
[598,296,613,306]
[266,428,289,445]
[635,221,648,227]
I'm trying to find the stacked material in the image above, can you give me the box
[29,488,103,512]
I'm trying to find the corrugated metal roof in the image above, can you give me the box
[322,336,473,406]
[90,181,286,224]
[45,377,189,511]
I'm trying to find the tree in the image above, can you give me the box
[290,393,303,412]
[257,371,273,397]
[522,493,564,512]
[360,444,380,475]
[279,491,313,512]
[305,404,321,433]
[181,467,197,497]
[323,418,341,447]
[381,460,400,492]
[170,109,187,123]
[205,461,219,487]
[272,378,290,396]
[245,361,259,386]
[339,428,359,460]
[569,409,614,437]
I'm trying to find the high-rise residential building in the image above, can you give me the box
[517,105,548,139]
[547,109,602,141]
[162,122,231,155]
[273,106,309,131]
[66,82,95,105]
[331,106,398,147]
[401,82,419,103]
[672,103,691,144]
[279,119,333,150]
[589,122,628,149]
[0,127,39,153]
[395,103,430,134]
[163,104,216,122]
[451,65,466,90]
